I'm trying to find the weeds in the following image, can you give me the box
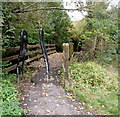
[1,73,26,116]
[61,61,118,115]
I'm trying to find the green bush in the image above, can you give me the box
[1,73,26,116]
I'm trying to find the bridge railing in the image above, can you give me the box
[2,44,56,73]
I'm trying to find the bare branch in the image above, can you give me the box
[105,13,119,21]
[13,4,119,21]
[13,5,93,13]
[85,9,120,21]
[22,3,37,10]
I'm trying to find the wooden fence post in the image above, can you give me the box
[69,43,74,60]
[62,43,69,87]
[62,43,74,87]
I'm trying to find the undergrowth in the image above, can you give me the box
[61,61,118,115]
[1,73,26,116]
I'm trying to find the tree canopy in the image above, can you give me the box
[1,1,119,64]
[1,2,73,51]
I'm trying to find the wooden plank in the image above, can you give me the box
[3,55,18,61]
[27,44,40,49]
[26,49,42,56]
[2,61,23,73]
[3,44,55,53]
[3,45,40,52]
[46,47,56,51]
[4,46,19,52]
[27,44,56,49]
[3,47,55,62]
[2,50,56,73]
[2,49,42,62]
[47,50,56,55]
[26,54,43,63]
[26,50,56,63]
[45,44,55,47]
[27,44,55,48]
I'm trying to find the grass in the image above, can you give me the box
[61,61,119,115]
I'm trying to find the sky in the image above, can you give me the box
[63,0,119,21]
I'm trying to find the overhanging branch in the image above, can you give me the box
[85,9,120,21]
[13,5,93,13]
[13,5,120,21]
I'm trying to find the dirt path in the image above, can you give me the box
[19,53,94,115]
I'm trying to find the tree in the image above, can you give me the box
[42,2,73,51]
[77,2,118,64]
[2,2,73,52]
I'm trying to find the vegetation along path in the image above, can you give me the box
[18,53,94,115]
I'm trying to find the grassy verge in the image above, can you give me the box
[1,73,27,116]
[61,61,118,115]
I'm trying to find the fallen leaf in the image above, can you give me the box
[90,106,93,109]
[56,104,59,107]
[29,99,32,101]
[39,79,42,81]
[74,107,77,110]
[56,95,61,99]
[42,92,48,96]
[28,109,31,112]
[66,95,72,99]
[87,112,91,114]
[79,107,84,110]
[72,99,75,102]
[45,110,50,113]
[60,100,65,104]
[23,103,27,106]
[34,105,37,108]
[34,100,37,102]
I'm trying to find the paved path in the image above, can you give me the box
[19,53,94,115]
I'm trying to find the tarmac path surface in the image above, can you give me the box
[18,53,94,115]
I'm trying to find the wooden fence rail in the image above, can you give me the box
[3,44,55,53]
[2,44,56,73]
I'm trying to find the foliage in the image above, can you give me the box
[72,2,118,66]
[2,2,73,51]
[2,61,12,69]
[1,73,26,115]
[61,61,118,115]
[69,62,107,86]
[43,2,73,51]
[1,2,73,71]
